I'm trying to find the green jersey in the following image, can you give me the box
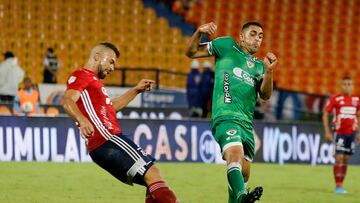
[208,37,265,126]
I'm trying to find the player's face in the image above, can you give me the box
[97,50,116,79]
[23,78,32,89]
[240,25,263,54]
[341,79,353,95]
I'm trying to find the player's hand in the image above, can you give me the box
[78,117,94,138]
[325,130,333,142]
[198,22,217,36]
[135,79,155,93]
[263,52,278,72]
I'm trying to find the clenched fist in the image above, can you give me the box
[263,52,278,71]
[198,22,217,36]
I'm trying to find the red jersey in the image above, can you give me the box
[66,68,121,151]
[324,93,360,135]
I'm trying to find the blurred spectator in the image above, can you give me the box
[43,47,59,83]
[186,59,202,117]
[0,51,25,103]
[13,77,40,116]
[199,60,214,118]
[276,89,302,120]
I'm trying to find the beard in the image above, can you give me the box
[97,64,107,79]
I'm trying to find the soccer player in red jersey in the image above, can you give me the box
[63,42,178,203]
[322,76,360,194]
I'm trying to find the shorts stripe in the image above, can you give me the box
[112,136,141,159]
[127,159,147,177]
[110,137,140,161]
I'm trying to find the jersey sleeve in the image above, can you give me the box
[207,37,236,58]
[66,72,90,92]
[255,61,265,92]
[324,96,336,112]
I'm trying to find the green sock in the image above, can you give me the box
[227,162,245,203]
[228,186,236,203]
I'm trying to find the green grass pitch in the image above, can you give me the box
[0,162,359,203]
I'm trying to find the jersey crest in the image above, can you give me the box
[246,59,255,68]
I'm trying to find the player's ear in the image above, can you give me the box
[239,32,245,42]
[94,53,101,62]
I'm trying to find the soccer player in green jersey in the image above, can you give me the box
[186,22,278,203]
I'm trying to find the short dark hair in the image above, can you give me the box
[342,76,352,81]
[47,47,54,53]
[99,42,120,58]
[242,22,263,31]
[3,51,14,59]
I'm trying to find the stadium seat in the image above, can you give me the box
[171,0,360,95]
[0,105,12,116]
[46,107,60,117]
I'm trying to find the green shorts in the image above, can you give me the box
[212,120,255,161]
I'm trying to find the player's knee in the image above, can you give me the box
[227,162,242,172]
[224,146,244,163]
[144,165,163,185]
[343,155,350,164]
[334,154,343,163]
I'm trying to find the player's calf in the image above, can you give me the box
[144,165,179,203]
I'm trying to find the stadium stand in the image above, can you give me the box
[173,0,360,95]
[1,0,359,95]
[0,0,190,88]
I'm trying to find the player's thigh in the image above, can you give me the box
[240,124,255,162]
[335,133,356,156]
[89,134,155,186]
[213,121,244,158]
[223,145,244,163]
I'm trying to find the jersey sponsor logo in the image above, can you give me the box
[101,87,109,97]
[233,67,255,86]
[68,76,76,84]
[335,96,344,101]
[340,106,357,114]
[100,105,114,130]
[226,129,237,136]
[224,72,232,103]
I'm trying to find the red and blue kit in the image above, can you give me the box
[66,68,121,151]
[325,94,360,135]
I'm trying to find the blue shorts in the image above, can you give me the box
[334,133,356,155]
[89,134,155,186]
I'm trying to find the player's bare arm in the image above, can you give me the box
[112,79,155,111]
[63,89,94,137]
[358,112,360,143]
[185,22,217,58]
[259,52,278,100]
[322,111,333,142]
